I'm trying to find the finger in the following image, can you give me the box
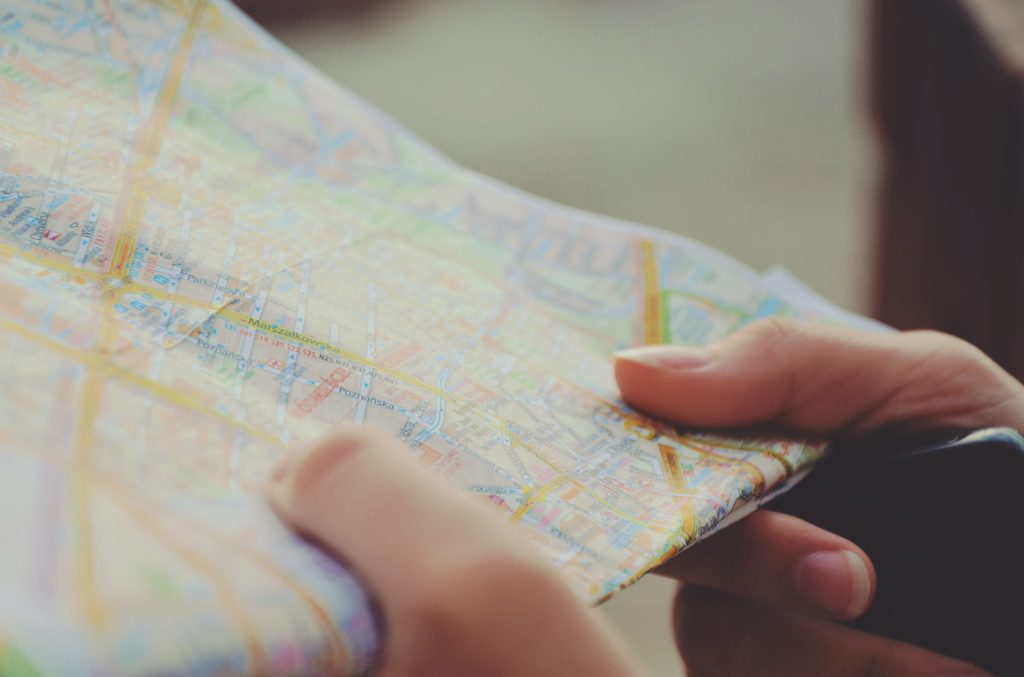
[614,318,1024,436]
[673,586,990,677]
[267,426,637,676]
[268,425,518,597]
[656,510,874,619]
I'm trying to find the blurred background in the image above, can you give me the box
[247,0,1024,673]
[250,1,871,674]
[260,0,874,314]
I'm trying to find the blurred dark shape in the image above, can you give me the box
[238,0,409,26]
[871,0,1024,381]
[771,427,1024,675]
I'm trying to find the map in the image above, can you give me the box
[0,1,849,674]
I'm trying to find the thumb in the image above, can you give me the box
[266,426,639,676]
[614,318,1024,437]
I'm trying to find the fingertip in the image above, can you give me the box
[613,345,720,424]
[266,426,394,524]
[660,511,877,620]
[614,345,711,371]
[290,430,368,496]
[794,549,875,619]
[614,345,702,395]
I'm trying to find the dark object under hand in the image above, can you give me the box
[768,427,1024,676]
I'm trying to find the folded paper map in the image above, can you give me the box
[0,1,863,674]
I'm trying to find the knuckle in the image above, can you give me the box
[906,329,989,369]
[903,329,1021,397]
[742,317,803,344]
[902,330,1018,391]
[730,318,806,412]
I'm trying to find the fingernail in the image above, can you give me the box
[794,551,871,617]
[614,345,710,370]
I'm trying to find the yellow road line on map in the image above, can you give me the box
[592,389,778,500]
[699,438,799,475]
[0,316,284,449]
[660,288,751,320]
[67,0,211,625]
[5,228,744,547]
[0,241,103,282]
[0,435,348,671]
[511,472,673,533]
[680,506,698,542]
[97,474,351,673]
[640,240,662,345]
[409,237,631,345]
[670,435,768,492]
[511,475,570,522]
[120,281,224,313]
[0,241,495,442]
[571,479,671,530]
[70,381,104,629]
[68,298,124,629]
[209,303,507,429]
[4,231,508,442]
[106,279,263,320]
[683,438,769,492]
[509,433,672,531]
[108,0,207,278]
[120,280,476,436]
[0,118,74,150]
[657,444,688,494]
[101,487,268,675]
[595,391,775,479]
[116,360,285,448]
[0,438,339,670]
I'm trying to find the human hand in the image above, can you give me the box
[615,319,1024,677]
[267,426,642,676]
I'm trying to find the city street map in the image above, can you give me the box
[0,1,858,674]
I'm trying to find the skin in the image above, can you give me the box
[617,318,1023,677]
[267,429,640,676]
[269,318,1024,675]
